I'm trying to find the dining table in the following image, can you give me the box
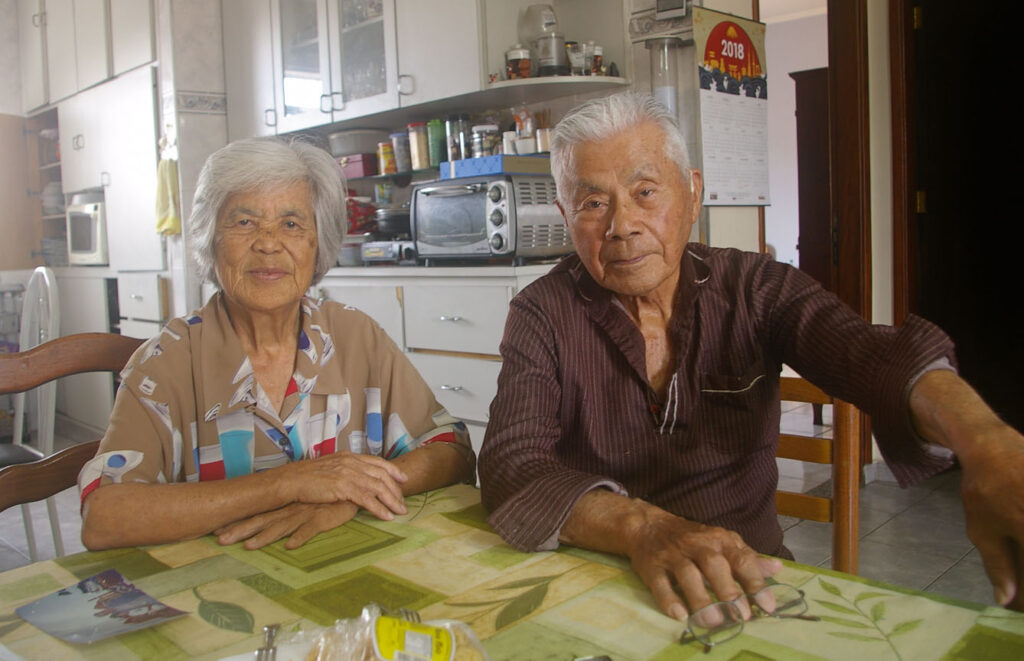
[0,483,1022,660]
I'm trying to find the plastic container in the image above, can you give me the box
[390,131,412,172]
[328,129,389,157]
[471,124,501,158]
[427,119,445,167]
[407,122,430,170]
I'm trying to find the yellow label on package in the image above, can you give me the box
[374,615,453,661]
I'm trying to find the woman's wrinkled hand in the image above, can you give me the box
[215,501,359,549]
[280,451,409,520]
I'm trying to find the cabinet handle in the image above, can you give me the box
[130,294,143,301]
[438,315,462,322]
[397,74,415,96]
[73,134,84,150]
[319,93,332,113]
[439,385,464,392]
[32,12,45,27]
[264,108,277,127]
[100,172,111,187]
[331,91,345,111]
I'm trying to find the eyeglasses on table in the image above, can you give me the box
[678,582,820,654]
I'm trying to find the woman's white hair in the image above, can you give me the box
[550,91,691,206]
[188,137,347,287]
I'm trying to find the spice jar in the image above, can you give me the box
[377,141,396,174]
[591,44,604,75]
[407,122,429,170]
[390,131,411,172]
[471,124,500,158]
[427,118,445,166]
[505,43,531,80]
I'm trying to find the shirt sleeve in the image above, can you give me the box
[371,319,475,472]
[755,258,958,486]
[78,345,180,502]
[479,292,627,552]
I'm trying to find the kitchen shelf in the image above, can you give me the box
[348,167,438,184]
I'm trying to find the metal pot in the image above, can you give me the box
[374,207,411,238]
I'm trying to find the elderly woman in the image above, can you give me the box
[79,137,474,550]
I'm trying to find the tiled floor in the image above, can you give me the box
[0,406,994,608]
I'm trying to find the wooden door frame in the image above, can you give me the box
[889,0,914,324]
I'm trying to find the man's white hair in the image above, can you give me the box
[550,91,691,207]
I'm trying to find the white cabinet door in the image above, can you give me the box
[73,0,110,89]
[58,86,103,193]
[109,0,154,75]
[103,67,164,272]
[406,351,500,424]
[223,0,278,140]
[395,0,482,107]
[317,283,404,349]
[55,275,115,432]
[326,0,399,120]
[18,0,48,112]
[403,284,509,355]
[270,0,335,133]
[45,0,78,102]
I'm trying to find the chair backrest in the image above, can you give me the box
[775,376,861,574]
[0,332,144,395]
[0,441,100,512]
[0,333,144,514]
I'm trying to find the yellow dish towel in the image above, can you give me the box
[155,158,182,235]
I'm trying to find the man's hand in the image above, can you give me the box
[214,501,359,550]
[910,369,1024,610]
[559,489,781,621]
[958,427,1024,609]
[280,451,409,520]
[625,505,782,620]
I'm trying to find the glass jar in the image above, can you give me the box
[407,122,430,170]
[390,131,411,172]
[505,44,531,80]
[377,141,396,174]
[445,114,471,161]
[471,124,500,158]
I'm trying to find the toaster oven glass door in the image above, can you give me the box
[413,181,490,257]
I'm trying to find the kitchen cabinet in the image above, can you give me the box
[394,0,482,107]
[269,0,335,133]
[318,264,551,460]
[325,0,399,119]
[17,0,47,112]
[45,0,110,103]
[223,0,278,141]
[109,0,155,76]
[58,67,164,272]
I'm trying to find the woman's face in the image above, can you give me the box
[213,181,319,315]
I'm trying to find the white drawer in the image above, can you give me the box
[406,352,501,424]
[118,274,165,321]
[319,285,404,349]
[403,285,509,355]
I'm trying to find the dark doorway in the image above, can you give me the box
[892,2,1024,432]
[791,67,833,293]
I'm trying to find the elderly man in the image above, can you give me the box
[479,91,1024,622]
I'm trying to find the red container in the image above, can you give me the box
[336,153,377,179]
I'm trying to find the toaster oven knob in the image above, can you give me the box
[489,209,505,227]
[489,234,504,250]
[488,185,503,202]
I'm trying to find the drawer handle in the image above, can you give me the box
[438,315,462,322]
[130,294,143,300]
[439,385,464,392]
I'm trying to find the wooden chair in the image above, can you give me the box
[0,332,143,559]
[776,376,861,574]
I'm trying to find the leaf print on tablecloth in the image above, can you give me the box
[815,578,922,660]
[447,573,563,631]
[193,587,254,633]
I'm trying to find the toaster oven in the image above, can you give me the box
[411,175,573,263]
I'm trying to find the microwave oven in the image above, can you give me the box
[65,192,108,266]
[411,175,573,263]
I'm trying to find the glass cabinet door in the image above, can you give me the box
[327,0,398,120]
[272,0,333,132]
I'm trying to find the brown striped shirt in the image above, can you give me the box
[479,245,955,555]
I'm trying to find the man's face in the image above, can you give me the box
[558,122,703,300]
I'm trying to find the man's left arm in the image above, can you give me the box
[909,369,1024,610]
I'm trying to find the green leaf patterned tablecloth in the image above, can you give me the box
[0,484,1022,660]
